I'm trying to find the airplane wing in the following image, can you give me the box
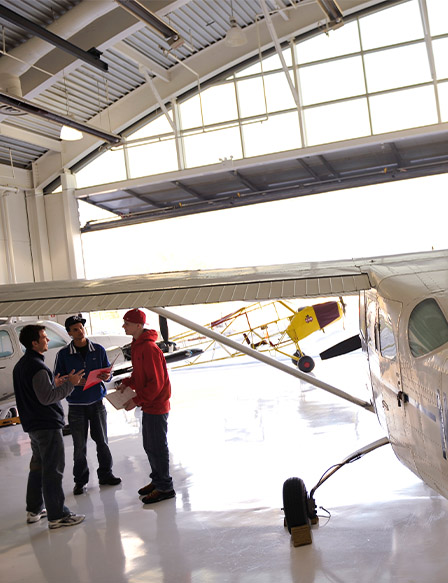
[0,249,445,318]
[0,257,369,318]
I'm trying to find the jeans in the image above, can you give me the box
[68,401,113,485]
[27,429,70,521]
[142,412,173,491]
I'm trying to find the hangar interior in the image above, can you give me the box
[1,1,448,581]
[0,0,448,284]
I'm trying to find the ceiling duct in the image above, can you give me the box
[0,74,25,115]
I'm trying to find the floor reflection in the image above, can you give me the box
[2,356,448,582]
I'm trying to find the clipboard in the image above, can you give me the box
[82,354,119,390]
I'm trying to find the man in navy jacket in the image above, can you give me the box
[54,315,121,495]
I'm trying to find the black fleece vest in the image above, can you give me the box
[13,349,64,432]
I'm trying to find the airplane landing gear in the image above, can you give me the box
[291,351,315,373]
[282,437,389,547]
[282,477,317,547]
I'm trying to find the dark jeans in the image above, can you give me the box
[142,412,173,491]
[68,401,113,485]
[27,429,70,521]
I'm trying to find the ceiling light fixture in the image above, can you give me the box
[225,18,248,47]
[60,125,83,141]
[114,0,184,49]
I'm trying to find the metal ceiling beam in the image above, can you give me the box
[115,41,170,82]
[297,159,322,181]
[231,170,260,192]
[0,92,122,145]
[0,5,108,72]
[172,180,210,201]
[114,0,184,48]
[127,188,166,208]
[318,155,340,178]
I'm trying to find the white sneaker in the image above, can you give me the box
[48,512,85,530]
[26,509,47,523]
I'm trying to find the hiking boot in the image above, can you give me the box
[141,489,176,504]
[73,483,85,495]
[138,482,156,496]
[26,509,47,523]
[48,512,85,530]
[99,475,122,486]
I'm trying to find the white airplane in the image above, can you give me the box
[0,248,447,547]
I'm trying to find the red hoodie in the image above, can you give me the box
[122,329,171,414]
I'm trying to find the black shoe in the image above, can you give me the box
[141,489,176,504]
[138,482,155,496]
[99,475,122,486]
[73,484,85,496]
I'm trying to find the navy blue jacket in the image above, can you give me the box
[13,349,67,432]
[54,340,110,405]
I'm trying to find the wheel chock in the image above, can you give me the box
[290,524,312,547]
[0,416,21,427]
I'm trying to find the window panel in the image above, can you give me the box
[0,330,13,358]
[128,139,179,179]
[426,0,448,36]
[364,43,431,93]
[200,84,239,126]
[264,72,297,112]
[408,298,448,357]
[75,149,127,188]
[304,98,370,146]
[438,81,448,122]
[242,111,301,157]
[129,114,174,141]
[359,0,423,50]
[433,38,448,80]
[299,56,365,106]
[183,126,242,168]
[379,310,397,359]
[296,21,361,64]
[237,77,268,118]
[370,86,437,134]
[235,61,262,77]
[179,94,203,130]
[260,50,292,71]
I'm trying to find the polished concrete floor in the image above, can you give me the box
[2,354,448,583]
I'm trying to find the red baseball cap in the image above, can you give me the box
[123,308,146,324]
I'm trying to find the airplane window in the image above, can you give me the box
[378,311,397,359]
[408,299,448,357]
[0,330,14,358]
[15,326,68,351]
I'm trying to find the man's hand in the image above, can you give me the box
[68,369,85,386]
[124,398,137,411]
[54,373,68,388]
[116,382,127,393]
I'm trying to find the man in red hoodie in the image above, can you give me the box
[118,309,175,504]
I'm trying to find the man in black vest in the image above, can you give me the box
[13,324,86,529]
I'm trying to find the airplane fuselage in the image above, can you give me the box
[361,260,448,498]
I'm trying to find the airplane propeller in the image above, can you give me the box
[319,334,362,360]
[159,314,169,344]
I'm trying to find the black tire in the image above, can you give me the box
[283,477,309,533]
[298,355,315,373]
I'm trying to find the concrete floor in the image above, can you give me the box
[2,354,448,583]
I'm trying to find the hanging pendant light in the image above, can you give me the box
[225,17,247,47]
